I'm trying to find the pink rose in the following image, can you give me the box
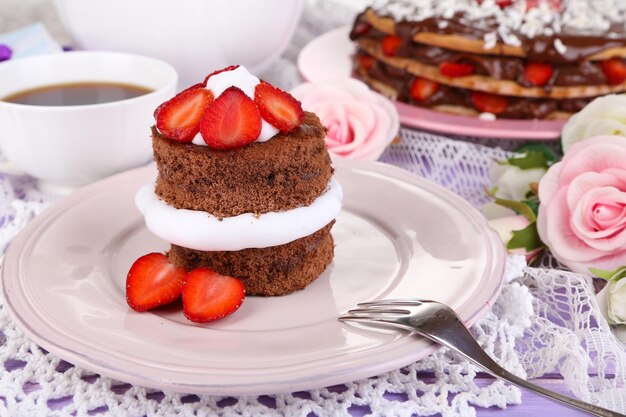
[290,79,399,161]
[537,135,626,274]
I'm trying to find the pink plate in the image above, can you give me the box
[297,26,565,140]
[1,159,505,395]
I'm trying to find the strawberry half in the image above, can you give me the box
[382,35,401,56]
[410,77,440,101]
[471,91,508,114]
[601,58,626,85]
[358,55,376,71]
[203,65,240,85]
[182,268,245,323]
[154,85,214,142]
[126,253,186,312]
[199,86,262,150]
[439,61,475,77]
[523,62,554,86]
[254,81,304,133]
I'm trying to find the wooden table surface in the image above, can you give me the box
[349,372,605,416]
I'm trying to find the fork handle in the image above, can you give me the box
[420,324,622,417]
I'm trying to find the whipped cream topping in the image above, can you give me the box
[135,178,343,251]
[190,65,280,146]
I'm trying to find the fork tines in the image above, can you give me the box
[346,307,410,315]
[357,299,423,307]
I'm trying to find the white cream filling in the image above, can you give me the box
[191,65,279,146]
[135,178,343,251]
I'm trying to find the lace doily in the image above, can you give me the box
[1,128,625,416]
[1,1,625,415]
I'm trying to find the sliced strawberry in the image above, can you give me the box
[154,86,213,142]
[203,65,240,85]
[601,58,626,85]
[154,83,204,119]
[358,55,376,71]
[182,268,245,323]
[471,91,508,114]
[254,81,304,133]
[199,86,262,149]
[523,62,554,86]
[126,253,186,312]
[381,35,401,56]
[439,61,475,77]
[410,77,440,101]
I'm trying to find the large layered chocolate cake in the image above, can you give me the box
[350,0,626,119]
[136,65,342,296]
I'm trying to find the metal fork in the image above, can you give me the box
[339,299,624,417]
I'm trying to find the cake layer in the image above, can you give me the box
[354,59,592,119]
[168,221,335,296]
[356,39,626,99]
[135,178,343,251]
[355,35,610,87]
[153,111,332,218]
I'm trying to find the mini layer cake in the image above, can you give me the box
[136,66,342,296]
[350,0,626,119]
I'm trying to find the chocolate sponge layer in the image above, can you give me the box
[152,112,332,218]
[168,221,335,296]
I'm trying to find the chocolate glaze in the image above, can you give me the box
[525,32,626,64]
[350,9,626,64]
[359,35,608,87]
[355,55,593,119]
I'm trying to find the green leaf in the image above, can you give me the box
[507,151,549,170]
[507,222,543,251]
[513,143,559,164]
[589,266,626,281]
[486,188,538,222]
[521,198,539,216]
[493,197,537,222]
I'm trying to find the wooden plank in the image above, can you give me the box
[475,376,598,416]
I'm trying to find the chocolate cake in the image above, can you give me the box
[136,65,342,296]
[168,222,335,296]
[152,112,332,217]
[350,0,626,119]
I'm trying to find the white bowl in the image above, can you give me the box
[54,0,304,86]
[0,51,177,193]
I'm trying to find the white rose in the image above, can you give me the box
[489,162,546,201]
[488,214,541,260]
[561,94,626,153]
[607,279,626,325]
[597,277,626,325]
[482,202,516,220]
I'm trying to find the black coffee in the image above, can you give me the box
[2,82,153,106]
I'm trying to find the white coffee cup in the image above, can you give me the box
[54,0,304,87]
[0,51,178,193]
